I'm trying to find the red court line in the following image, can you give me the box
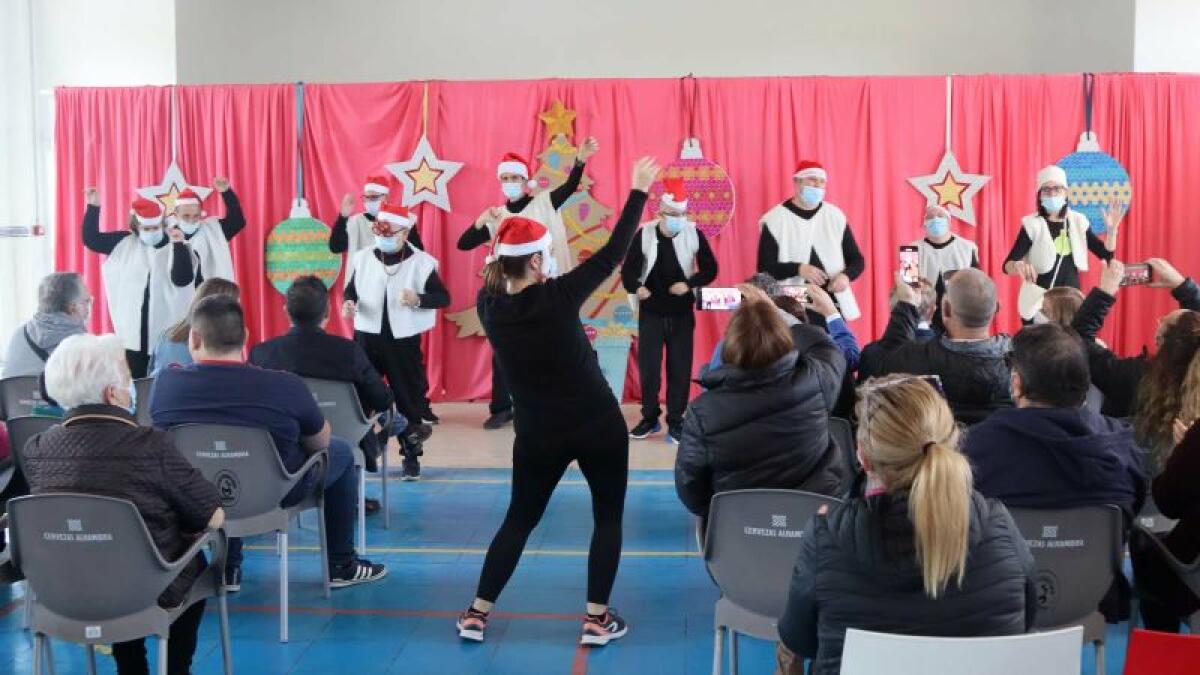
[0,599,22,618]
[226,604,579,621]
[571,644,591,675]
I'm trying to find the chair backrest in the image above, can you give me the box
[8,494,178,621]
[828,417,858,492]
[6,415,61,475]
[133,377,154,427]
[704,489,842,619]
[1008,505,1123,628]
[168,424,293,529]
[1136,495,1178,535]
[0,376,57,420]
[839,626,1083,675]
[303,377,372,443]
[1123,628,1200,675]
[1131,523,1200,599]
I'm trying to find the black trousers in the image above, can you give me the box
[636,311,694,427]
[111,600,205,675]
[125,349,150,380]
[475,410,629,605]
[1130,533,1200,632]
[490,352,512,415]
[356,332,433,423]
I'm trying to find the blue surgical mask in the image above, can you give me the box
[125,379,137,415]
[664,215,687,235]
[800,185,825,206]
[375,235,401,253]
[1041,195,1066,213]
[364,199,382,216]
[177,218,201,236]
[138,229,163,246]
[924,217,949,238]
[501,182,525,200]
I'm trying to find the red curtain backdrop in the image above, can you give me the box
[55,74,1200,403]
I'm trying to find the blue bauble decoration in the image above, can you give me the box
[1057,133,1132,234]
[613,304,634,327]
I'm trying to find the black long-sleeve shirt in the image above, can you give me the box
[477,189,645,437]
[620,224,718,315]
[344,247,450,340]
[756,201,866,285]
[1004,220,1112,290]
[457,159,587,252]
[248,326,394,416]
[329,212,424,253]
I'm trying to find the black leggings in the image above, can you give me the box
[475,414,629,605]
[111,600,206,675]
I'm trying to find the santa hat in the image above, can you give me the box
[497,153,538,188]
[793,160,827,181]
[131,198,163,227]
[660,177,688,211]
[488,216,551,262]
[375,203,416,231]
[174,188,202,210]
[1036,165,1068,190]
[363,175,391,195]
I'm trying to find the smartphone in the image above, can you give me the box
[699,287,742,311]
[899,245,920,287]
[778,284,810,303]
[1121,262,1154,287]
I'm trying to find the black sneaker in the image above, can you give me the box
[406,422,433,444]
[581,608,628,646]
[666,424,683,445]
[483,409,514,430]
[330,558,388,588]
[224,565,242,593]
[456,606,489,642]
[629,419,661,440]
[402,457,421,481]
[364,497,381,515]
[422,411,440,425]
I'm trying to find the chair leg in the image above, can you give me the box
[219,593,233,675]
[358,465,367,553]
[22,583,32,629]
[32,633,42,675]
[382,447,390,530]
[280,531,289,643]
[712,626,723,675]
[317,503,331,599]
[275,531,283,558]
[86,644,97,675]
[157,636,168,675]
[44,636,56,675]
[1095,641,1105,675]
[729,630,739,675]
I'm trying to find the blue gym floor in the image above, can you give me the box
[0,468,1132,674]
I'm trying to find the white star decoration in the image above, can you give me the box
[907,150,991,226]
[136,160,212,214]
[386,135,464,212]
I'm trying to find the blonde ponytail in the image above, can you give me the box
[908,441,973,598]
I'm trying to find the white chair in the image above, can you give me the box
[839,626,1083,675]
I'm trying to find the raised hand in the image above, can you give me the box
[84,187,100,206]
[631,156,661,193]
[341,193,355,218]
[807,284,838,316]
[213,177,231,192]
[1101,198,1126,233]
[1098,258,1125,297]
[577,137,600,162]
[893,272,919,307]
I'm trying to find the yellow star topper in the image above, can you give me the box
[931,172,968,209]
[539,100,576,139]
[406,158,444,195]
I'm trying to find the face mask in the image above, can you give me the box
[138,229,163,246]
[177,219,201,236]
[375,234,401,253]
[1041,195,1066,213]
[924,217,949,238]
[501,182,525,200]
[800,185,825,206]
[664,215,687,235]
[364,199,382,216]
[124,379,137,415]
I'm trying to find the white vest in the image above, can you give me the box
[188,218,236,282]
[760,202,860,319]
[350,244,439,338]
[637,220,700,283]
[1021,210,1090,276]
[102,235,195,352]
[912,236,978,284]
[342,213,378,288]
[515,191,574,276]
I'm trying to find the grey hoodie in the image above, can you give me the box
[2,312,88,377]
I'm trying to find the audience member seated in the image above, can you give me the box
[249,275,403,485]
[857,278,935,383]
[1072,258,1200,422]
[23,333,223,675]
[1130,422,1200,632]
[1038,286,1086,327]
[775,376,1036,675]
[149,277,239,376]
[964,323,1146,518]
[150,295,386,590]
[3,272,90,378]
[676,284,845,518]
[869,269,1012,423]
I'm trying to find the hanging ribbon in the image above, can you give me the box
[1082,72,1096,136]
[681,73,699,139]
[170,85,179,162]
[421,81,430,137]
[294,82,305,199]
[944,75,953,152]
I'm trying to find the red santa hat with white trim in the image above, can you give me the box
[793,160,827,181]
[497,152,538,188]
[131,198,163,226]
[374,203,416,232]
[660,177,688,212]
[486,216,551,263]
[363,175,391,196]
[174,188,202,210]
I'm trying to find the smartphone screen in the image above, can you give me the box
[778,285,809,303]
[699,287,742,311]
[899,245,920,286]
[1121,263,1153,287]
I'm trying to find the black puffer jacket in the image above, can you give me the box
[674,324,846,517]
[778,491,1037,675]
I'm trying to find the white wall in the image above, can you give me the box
[1134,0,1200,72]
[175,0,1136,83]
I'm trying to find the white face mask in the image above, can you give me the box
[177,218,201,236]
[375,234,401,253]
[364,199,382,216]
[501,182,525,200]
[138,229,163,246]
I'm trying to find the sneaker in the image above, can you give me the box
[224,565,242,593]
[456,606,489,642]
[330,558,388,588]
[422,411,440,425]
[629,419,661,440]
[364,497,381,515]
[402,457,421,481]
[406,422,433,444]
[483,409,514,430]
[666,424,683,444]
[581,608,628,646]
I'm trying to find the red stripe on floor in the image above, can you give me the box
[0,599,22,618]
[571,644,590,675]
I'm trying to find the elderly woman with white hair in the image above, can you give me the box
[21,333,223,675]
[910,204,979,332]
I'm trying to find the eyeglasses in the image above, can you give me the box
[859,374,945,399]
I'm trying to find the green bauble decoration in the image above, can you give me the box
[264,199,341,293]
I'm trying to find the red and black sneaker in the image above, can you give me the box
[456,606,489,642]
[581,608,628,646]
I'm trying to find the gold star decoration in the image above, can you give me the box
[539,100,576,138]
[907,150,991,226]
[137,160,212,214]
[406,158,444,195]
[386,135,464,212]
[931,172,968,209]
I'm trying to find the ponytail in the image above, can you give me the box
[482,253,537,297]
[908,441,973,598]
[483,260,506,296]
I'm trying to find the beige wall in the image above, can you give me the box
[175,0,1136,84]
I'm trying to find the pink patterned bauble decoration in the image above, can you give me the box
[644,139,735,238]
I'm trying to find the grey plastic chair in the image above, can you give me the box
[1009,504,1123,675]
[7,415,60,472]
[133,377,155,427]
[0,376,55,420]
[1136,495,1178,535]
[703,489,842,675]
[303,377,385,548]
[168,423,330,642]
[828,417,859,495]
[7,493,232,675]
[1129,523,1200,635]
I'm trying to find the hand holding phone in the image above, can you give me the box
[899,245,920,287]
[699,287,742,311]
[1121,262,1154,287]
